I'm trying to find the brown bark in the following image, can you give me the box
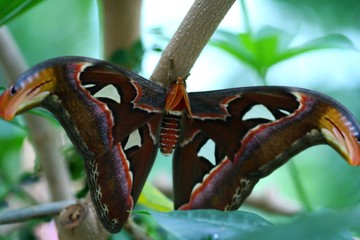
[56,200,109,240]
[151,0,236,87]
[100,0,142,61]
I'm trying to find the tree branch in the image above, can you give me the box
[151,0,236,86]
[56,199,109,240]
[100,0,143,70]
[0,200,76,224]
[100,0,142,58]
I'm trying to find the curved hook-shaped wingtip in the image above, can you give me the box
[0,89,16,121]
[0,64,60,121]
[320,108,360,166]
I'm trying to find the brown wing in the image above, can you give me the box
[0,56,167,232]
[76,60,167,231]
[173,86,360,210]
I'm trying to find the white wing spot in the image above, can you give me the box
[124,130,142,151]
[279,108,291,116]
[83,83,96,88]
[94,84,121,103]
[242,104,275,121]
[198,139,216,166]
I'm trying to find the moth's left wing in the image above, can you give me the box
[0,56,167,232]
[173,86,360,210]
[73,60,167,232]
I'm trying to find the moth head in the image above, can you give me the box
[0,66,58,121]
[320,108,360,166]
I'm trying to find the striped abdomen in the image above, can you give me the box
[160,113,181,155]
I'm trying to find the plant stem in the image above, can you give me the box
[0,200,76,224]
[288,160,313,211]
[99,0,142,61]
[240,0,252,35]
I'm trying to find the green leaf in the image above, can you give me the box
[211,27,356,80]
[0,134,25,197]
[138,182,173,212]
[211,27,293,79]
[275,33,356,64]
[0,0,44,26]
[151,210,272,240]
[109,39,144,72]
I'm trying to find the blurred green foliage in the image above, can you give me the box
[272,0,360,30]
[109,39,144,72]
[0,0,360,239]
[0,0,44,26]
[3,0,99,66]
[212,28,355,80]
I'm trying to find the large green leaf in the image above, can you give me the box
[151,210,272,239]
[0,0,44,26]
[152,207,360,240]
[275,34,356,64]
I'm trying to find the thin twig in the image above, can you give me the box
[240,0,252,35]
[288,160,313,211]
[0,200,77,224]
